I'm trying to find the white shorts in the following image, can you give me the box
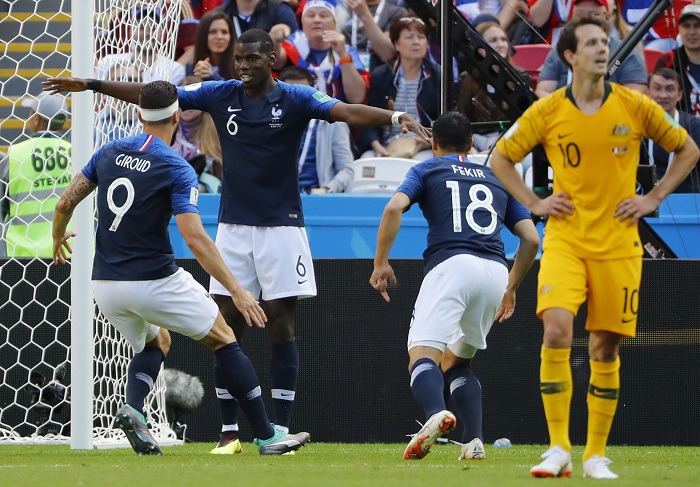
[210,224,317,300]
[93,268,218,353]
[407,254,509,359]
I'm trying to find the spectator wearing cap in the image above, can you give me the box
[654,4,700,119]
[535,0,647,98]
[96,8,185,85]
[275,0,369,103]
[0,94,71,258]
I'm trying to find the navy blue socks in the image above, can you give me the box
[126,347,164,416]
[214,342,274,440]
[409,358,446,420]
[444,364,483,442]
[270,339,299,430]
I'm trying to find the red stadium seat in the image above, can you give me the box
[512,44,552,87]
[644,48,666,74]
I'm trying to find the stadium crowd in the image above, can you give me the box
[80,0,700,194]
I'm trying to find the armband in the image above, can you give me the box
[338,56,353,65]
[86,79,102,92]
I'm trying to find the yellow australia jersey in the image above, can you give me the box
[496,82,687,259]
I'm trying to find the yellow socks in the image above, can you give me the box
[540,346,573,451]
[583,357,620,461]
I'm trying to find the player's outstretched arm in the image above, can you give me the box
[175,212,267,328]
[329,102,432,143]
[370,192,409,302]
[494,218,540,323]
[43,77,143,105]
[615,135,700,226]
[52,173,97,264]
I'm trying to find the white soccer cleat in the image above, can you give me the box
[530,445,573,478]
[458,438,485,460]
[583,455,619,479]
[403,410,457,460]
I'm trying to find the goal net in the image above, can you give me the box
[0,0,184,447]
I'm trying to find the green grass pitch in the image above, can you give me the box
[1,443,699,486]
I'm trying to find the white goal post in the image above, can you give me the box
[0,0,186,449]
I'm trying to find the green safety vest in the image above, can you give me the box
[5,134,72,258]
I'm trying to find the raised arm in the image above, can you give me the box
[330,102,431,142]
[52,173,97,264]
[345,0,396,63]
[176,212,267,327]
[43,77,144,105]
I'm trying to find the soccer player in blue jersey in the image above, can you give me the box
[45,28,430,454]
[51,81,311,456]
[369,112,540,461]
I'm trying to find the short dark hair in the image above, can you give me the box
[556,15,610,69]
[649,67,682,88]
[432,112,472,153]
[237,28,274,55]
[139,81,178,125]
[278,66,314,84]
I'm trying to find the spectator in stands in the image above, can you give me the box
[278,66,355,193]
[338,0,407,72]
[645,68,700,193]
[275,0,369,103]
[358,14,438,159]
[0,93,71,258]
[619,0,680,52]
[607,0,643,57]
[654,4,700,118]
[535,0,648,98]
[527,0,573,44]
[96,8,185,85]
[173,76,225,194]
[174,1,199,66]
[186,11,238,80]
[457,0,531,40]
[456,21,531,152]
[217,0,298,42]
[191,0,227,18]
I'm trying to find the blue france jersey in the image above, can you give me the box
[397,155,530,273]
[82,134,200,281]
[177,80,340,226]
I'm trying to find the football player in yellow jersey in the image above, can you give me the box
[490,16,700,480]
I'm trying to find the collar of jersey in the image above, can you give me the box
[565,81,612,109]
